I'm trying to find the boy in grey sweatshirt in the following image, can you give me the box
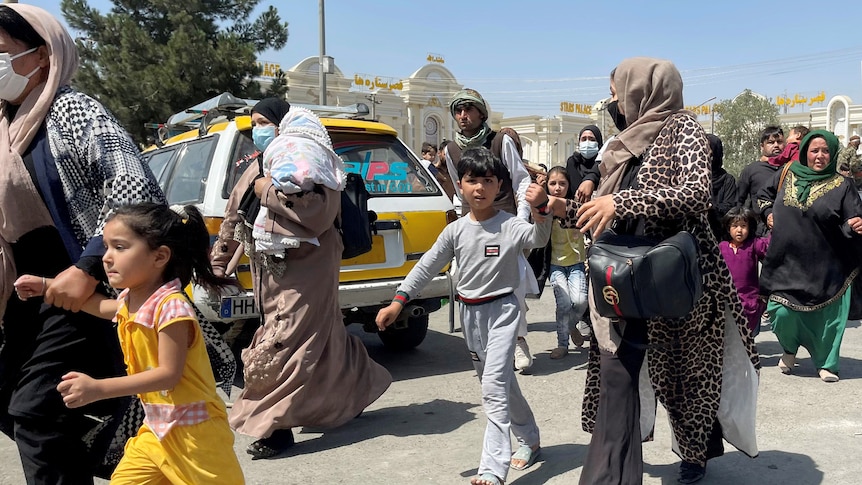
[376,147,552,485]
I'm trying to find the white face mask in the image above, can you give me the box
[0,47,41,102]
[579,140,599,159]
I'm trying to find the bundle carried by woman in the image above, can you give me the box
[252,107,345,254]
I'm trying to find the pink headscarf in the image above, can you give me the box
[0,4,78,318]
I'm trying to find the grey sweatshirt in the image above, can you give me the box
[398,210,552,300]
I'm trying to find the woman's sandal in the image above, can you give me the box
[510,444,541,470]
[778,353,796,375]
[470,473,504,485]
[819,369,839,383]
[246,428,295,460]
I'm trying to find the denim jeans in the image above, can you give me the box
[550,263,589,348]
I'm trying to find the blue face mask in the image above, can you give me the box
[579,140,599,159]
[252,126,276,151]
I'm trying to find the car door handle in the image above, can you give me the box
[373,220,402,231]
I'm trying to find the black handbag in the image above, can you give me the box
[587,230,702,319]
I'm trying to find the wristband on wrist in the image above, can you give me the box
[535,199,550,215]
[392,291,409,306]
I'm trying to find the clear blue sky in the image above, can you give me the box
[25,0,862,118]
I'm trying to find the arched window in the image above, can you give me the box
[424,116,440,146]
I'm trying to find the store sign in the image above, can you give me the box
[685,105,712,116]
[353,74,403,91]
[560,101,592,115]
[426,53,445,64]
[256,61,282,78]
[776,91,826,108]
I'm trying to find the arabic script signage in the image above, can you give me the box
[426,53,445,64]
[776,91,826,108]
[353,74,403,91]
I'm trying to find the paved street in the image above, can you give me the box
[2,289,861,484]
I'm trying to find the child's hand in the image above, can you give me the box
[13,275,51,300]
[56,371,102,408]
[375,303,402,331]
[525,183,548,206]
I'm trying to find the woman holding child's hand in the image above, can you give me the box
[525,183,617,237]
[12,274,48,300]
[570,58,760,485]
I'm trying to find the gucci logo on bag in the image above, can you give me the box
[602,286,620,306]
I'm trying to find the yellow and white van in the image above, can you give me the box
[142,93,455,350]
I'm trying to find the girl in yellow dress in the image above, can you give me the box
[15,203,244,484]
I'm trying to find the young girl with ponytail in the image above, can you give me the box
[15,203,245,484]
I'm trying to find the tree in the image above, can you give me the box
[61,0,289,144]
[713,89,781,177]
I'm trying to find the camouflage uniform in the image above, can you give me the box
[837,144,862,189]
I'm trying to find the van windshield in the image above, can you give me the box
[331,132,440,197]
[143,136,218,205]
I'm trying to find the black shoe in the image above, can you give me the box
[247,428,295,460]
[678,461,706,484]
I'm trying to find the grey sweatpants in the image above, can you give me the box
[461,294,540,480]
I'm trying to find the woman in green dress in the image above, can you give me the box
[758,129,862,382]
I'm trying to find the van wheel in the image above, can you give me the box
[377,315,428,350]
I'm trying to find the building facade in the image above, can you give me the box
[267,56,599,166]
[266,58,862,167]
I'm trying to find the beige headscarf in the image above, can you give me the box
[590,58,687,354]
[0,4,78,317]
[596,57,686,198]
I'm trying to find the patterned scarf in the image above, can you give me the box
[455,122,492,149]
[790,130,840,204]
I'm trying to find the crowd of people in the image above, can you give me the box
[1,5,861,485]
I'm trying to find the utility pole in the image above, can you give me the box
[318,0,327,105]
[365,91,381,120]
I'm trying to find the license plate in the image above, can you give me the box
[220,296,257,318]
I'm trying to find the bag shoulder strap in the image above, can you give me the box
[445,140,461,167]
[778,161,793,190]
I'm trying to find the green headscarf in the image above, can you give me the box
[790,129,839,204]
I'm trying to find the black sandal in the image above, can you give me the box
[247,429,295,460]
[678,461,706,484]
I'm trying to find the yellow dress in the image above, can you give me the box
[110,279,244,485]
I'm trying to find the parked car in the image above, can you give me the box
[142,93,456,350]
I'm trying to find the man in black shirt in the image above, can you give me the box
[736,126,785,235]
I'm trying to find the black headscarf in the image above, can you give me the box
[252,97,291,125]
[707,134,724,174]
[706,134,737,239]
[564,125,604,198]
[579,124,604,148]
